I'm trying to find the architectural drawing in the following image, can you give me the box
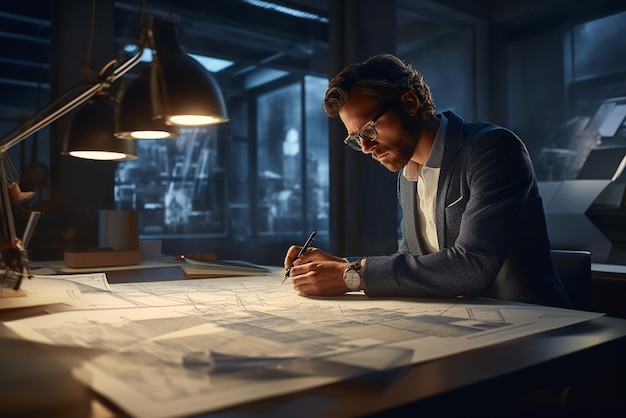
[5,271,602,418]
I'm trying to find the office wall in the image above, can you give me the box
[38,0,118,258]
[401,30,473,119]
[507,29,567,163]
[328,0,399,257]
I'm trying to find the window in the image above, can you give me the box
[115,126,226,238]
[255,77,329,238]
[115,75,329,263]
[110,2,330,264]
[257,82,304,235]
[572,10,626,81]
[535,10,626,182]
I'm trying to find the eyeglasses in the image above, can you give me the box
[343,105,389,151]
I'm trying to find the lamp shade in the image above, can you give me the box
[64,95,137,160]
[151,18,229,126]
[115,65,180,139]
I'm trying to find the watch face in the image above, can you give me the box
[344,269,361,291]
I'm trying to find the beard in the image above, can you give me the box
[372,133,418,172]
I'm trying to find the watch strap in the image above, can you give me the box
[349,259,362,273]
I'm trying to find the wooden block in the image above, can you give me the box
[64,249,142,268]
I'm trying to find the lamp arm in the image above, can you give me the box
[0,45,145,292]
[0,47,145,154]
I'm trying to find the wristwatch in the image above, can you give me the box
[343,260,362,292]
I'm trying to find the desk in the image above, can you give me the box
[2,266,626,417]
[592,263,626,319]
[215,317,626,418]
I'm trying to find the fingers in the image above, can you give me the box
[289,261,349,296]
[283,245,303,269]
[282,246,355,296]
[283,245,319,270]
[283,245,298,269]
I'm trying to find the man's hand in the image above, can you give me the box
[283,246,350,296]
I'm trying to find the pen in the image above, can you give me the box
[281,230,316,284]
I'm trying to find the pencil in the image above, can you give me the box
[281,230,316,284]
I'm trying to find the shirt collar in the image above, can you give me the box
[403,113,448,181]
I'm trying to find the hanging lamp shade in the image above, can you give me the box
[115,64,180,139]
[150,18,229,126]
[63,95,137,161]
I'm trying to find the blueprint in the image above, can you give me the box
[0,273,107,310]
[4,269,602,418]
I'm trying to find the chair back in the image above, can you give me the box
[551,249,592,310]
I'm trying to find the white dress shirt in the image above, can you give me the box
[402,114,448,253]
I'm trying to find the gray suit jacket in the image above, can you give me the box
[363,111,572,308]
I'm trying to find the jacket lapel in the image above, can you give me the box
[436,111,464,248]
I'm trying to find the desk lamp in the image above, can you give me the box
[65,93,139,160]
[114,64,181,140]
[0,16,229,292]
[149,18,229,127]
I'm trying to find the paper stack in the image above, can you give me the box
[182,257,270,278]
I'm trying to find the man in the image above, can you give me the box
[283,53,572,308]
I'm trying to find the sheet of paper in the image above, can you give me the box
[4,271,603,418]
[0,276,85,310]
[40,273,112,292]
[0,273,112,310]
[182,258,271,278]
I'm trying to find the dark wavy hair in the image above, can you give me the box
[323,53,436,120]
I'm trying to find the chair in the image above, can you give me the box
[550,249,592,311]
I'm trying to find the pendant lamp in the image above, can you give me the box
[63,94,137,160]
[150,18,229,126]
[115,64,180,139]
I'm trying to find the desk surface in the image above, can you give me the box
[593,262,626,275]
[2,266,626,417]
[216,316,626,418]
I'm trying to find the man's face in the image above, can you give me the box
[339,89,418,172]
